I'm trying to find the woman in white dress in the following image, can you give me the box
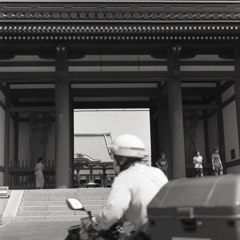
[35,157,45,189]
[193,150,204,177]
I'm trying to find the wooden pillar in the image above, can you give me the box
[55,44,71,188]
[150,98,159,166]
[157,83,172,179]
[203,110,210,163]
[216,82,226,174]
[4,84,10,186]
[167,45,185,179]
[14,113,19,166]
[234,49,240,160]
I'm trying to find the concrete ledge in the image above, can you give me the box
[2,190,24,224]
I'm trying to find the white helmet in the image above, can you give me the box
[107,134,145,159]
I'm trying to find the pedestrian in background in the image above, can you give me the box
[75,168,81,188]
[212,146,223,176]
[156,152,168,177]
[193,150,204,177]
[99,168,107,188]
[35,157,45,189]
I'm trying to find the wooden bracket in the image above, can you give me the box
[234,48,240,78]
[56,43,68,80]
[167,44,181,79]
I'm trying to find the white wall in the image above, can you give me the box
[221,83,240,174]
[223,101,239,163]
[227,165,240,174]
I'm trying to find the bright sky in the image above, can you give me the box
[74,109,151,152]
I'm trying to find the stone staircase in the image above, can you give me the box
[15,188,110,222]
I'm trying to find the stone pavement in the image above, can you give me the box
[0,221,80,240]
[0,220,134,240]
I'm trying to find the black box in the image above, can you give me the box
[148,174,240,240]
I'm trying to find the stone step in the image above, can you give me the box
[24,191,110,197]
[24,188,111,195]
[15,215,88,222]
[21,200,107,206]
[24,188,111,193]
[18,210,101,216]
[19,205,104,212]
[22,195,109,202]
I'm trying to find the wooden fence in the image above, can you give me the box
[8,161,214,189]
[186,164,213,177]
[9,160,55,189]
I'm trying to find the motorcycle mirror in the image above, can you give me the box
[66,198,84,210]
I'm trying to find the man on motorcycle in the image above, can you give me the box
[93,134,168,239]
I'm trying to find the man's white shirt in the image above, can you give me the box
[94,163,168,231]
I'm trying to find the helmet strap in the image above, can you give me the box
[114,155,140,173]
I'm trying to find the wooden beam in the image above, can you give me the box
[12,102,55,107]
[180,61,234,66]
[0,71,235,82]
[0,59,228,68]
[9,106,55,112]
[0,100,5,111]
[0,82,6,95]
[220,81,234,93]
[183,105,218,110]
[181,71,235,80]
[0,72,56,81]
[182,88,217,96]
[10,89,54,98]
[222,95,235,109]
[207,110,216,119]
[226,159,240,168]
[72,88,158,98]
[18,117,55,123]
[73,101,150,109]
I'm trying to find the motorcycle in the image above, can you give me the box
[65,197,123,240]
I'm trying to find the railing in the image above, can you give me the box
[186,164,213,178]
[9,160,55,189]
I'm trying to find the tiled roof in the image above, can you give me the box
[74,133,113,164]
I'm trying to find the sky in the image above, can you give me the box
[74,109,151,153]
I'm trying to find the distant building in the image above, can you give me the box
[74,133,114,187]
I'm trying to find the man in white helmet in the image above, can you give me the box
[93,134,168,239]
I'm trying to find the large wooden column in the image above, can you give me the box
[216,83,226,173]
[157,83,172,179]
[4,83,10,185]
[167,45,186,179]
[150,98,159,166]
[234,49,240,158]
[55,44,71,188]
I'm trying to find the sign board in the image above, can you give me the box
[0,186,9,198]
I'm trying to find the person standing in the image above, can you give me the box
[99,169,107,188]
[75,168,81,188]
[35,157,45,189]
[193,150,204,177]
[212,146,223,176]
[156,152,168,177]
